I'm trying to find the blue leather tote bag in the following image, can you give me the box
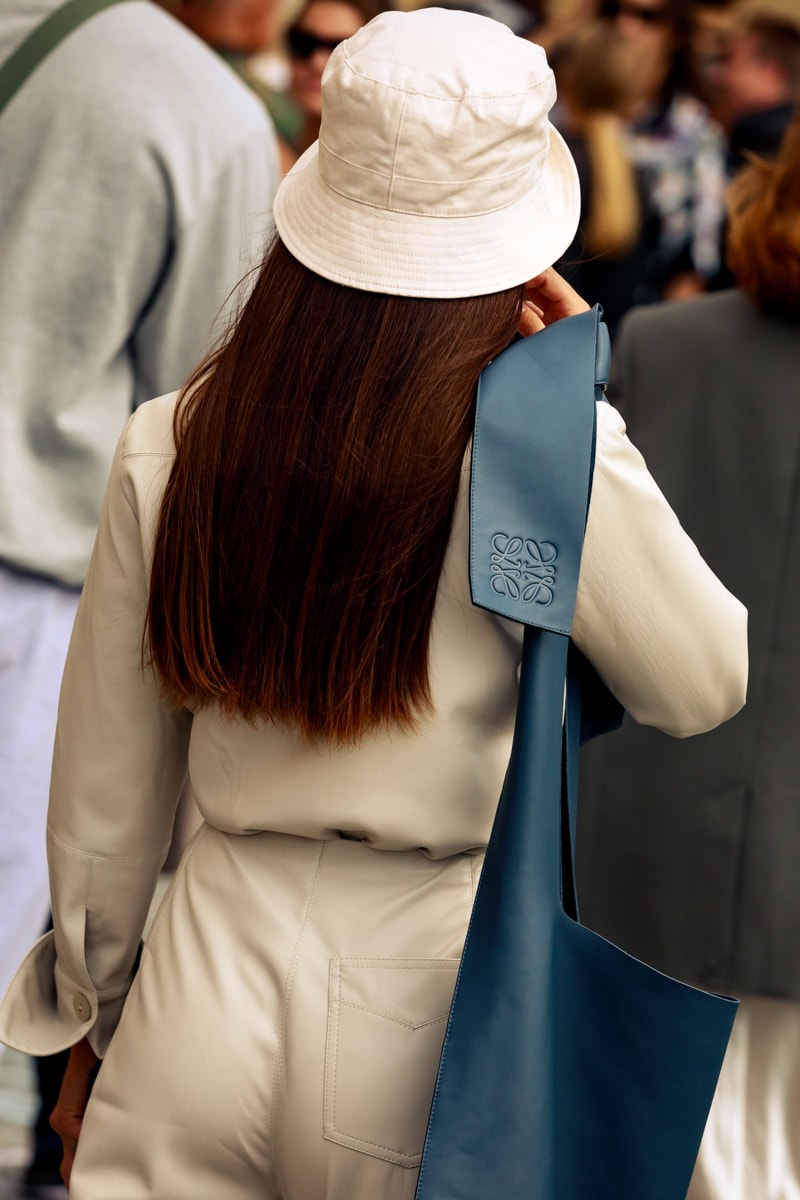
[414,307,738,1200]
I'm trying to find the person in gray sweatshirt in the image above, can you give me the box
[0,0,280,1017]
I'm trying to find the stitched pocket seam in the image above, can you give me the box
[324,957,457,1167]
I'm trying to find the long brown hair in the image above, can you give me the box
[146,237,523,743]
[726,110,800,319]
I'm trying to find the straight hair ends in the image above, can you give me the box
[146,238,524,744]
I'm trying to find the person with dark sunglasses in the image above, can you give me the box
[287,24,345,58]
[287,0,385,155]
[605,0,673,24]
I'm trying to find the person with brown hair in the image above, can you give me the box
[577,110,800,1200]
[716,0,800,163]
[0,9,746,1198]
[725,106,800,308]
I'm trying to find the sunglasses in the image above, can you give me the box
[608,0,671,22]
[287,26,343,59]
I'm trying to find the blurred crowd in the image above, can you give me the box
[162,0,799,335]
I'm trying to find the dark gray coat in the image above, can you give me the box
[576,289,800,1000]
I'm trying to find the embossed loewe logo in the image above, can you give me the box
[489,533,557,605]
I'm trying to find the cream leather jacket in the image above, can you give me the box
[0,392,747,1058]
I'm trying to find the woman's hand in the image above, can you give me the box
[50,1036,101,1188]
[518,267,590,337]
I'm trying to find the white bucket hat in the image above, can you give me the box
[272,7,580,299]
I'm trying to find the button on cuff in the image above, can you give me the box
[72,992,93,1022]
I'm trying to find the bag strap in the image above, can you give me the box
[416,309,617,1199]
[470,306,606,634]
[0,0,132,118]
[470,305,621,911]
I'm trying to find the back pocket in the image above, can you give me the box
[324,956,459,1167]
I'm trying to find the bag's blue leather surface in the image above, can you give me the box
[470,307,605,635]
[415,307,737,1200]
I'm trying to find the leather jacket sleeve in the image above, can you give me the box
[573,401,747,736]
[0,398,191,1057]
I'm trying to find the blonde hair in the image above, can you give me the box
[557,22,647,257]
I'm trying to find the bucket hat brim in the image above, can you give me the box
[273,123,580,299]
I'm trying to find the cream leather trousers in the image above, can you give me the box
[689,994,800,1200]
[71,826,480,1199]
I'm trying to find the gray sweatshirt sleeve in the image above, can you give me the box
[0,1,280,585]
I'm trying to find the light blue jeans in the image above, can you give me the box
[0,562,79,1007]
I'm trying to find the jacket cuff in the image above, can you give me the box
[0,930,136,1058]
